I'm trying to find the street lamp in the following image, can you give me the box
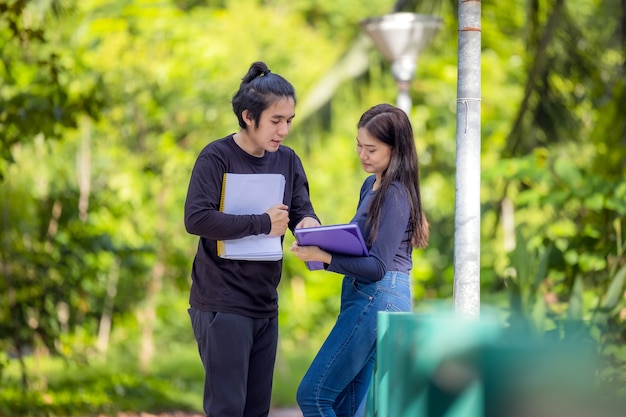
[360,13,442,114]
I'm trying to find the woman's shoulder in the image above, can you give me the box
[389,179,407,191]
[387,180,410,201]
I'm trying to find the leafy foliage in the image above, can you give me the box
[0,0,625,414]
[0,0,105,179]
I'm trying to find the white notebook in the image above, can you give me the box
[217,173,286,261]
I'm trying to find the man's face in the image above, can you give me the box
[244,97,295,156]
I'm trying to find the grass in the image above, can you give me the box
[3,298,625,417]
[0,329,318,417]
[0,284,333,417]
[1,349,201,416]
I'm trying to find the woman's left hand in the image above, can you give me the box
[290,241,332,265]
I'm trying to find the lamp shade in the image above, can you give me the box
[360,13,443,62]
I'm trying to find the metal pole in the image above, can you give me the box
[391,56,416,114]
[453,0,482,319]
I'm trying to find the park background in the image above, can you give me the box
[1,0,625,415]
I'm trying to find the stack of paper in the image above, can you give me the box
[217,173,286,261]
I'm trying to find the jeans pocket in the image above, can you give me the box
[350,277,379,300]
[385,299,412,312]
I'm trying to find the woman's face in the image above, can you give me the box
[356,127,392,177]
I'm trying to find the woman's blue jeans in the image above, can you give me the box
[296,271,412,417]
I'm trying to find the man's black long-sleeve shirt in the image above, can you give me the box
[184,135,318,318]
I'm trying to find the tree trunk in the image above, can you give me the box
[137,189,166,372]
[97,259,120,353]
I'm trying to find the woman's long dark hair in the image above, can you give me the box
[231,61,296,129]
[358,103,429,248]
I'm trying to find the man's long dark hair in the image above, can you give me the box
[232,61,296,129]
[358,103,429,248]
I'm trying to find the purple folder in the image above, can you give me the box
[294,223,369,271]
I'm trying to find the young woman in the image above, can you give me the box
[290,103,429,417]
[184,61,320,417]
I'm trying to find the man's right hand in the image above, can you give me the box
[266,204,289,237]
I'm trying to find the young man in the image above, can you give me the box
[184,61,320,417]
